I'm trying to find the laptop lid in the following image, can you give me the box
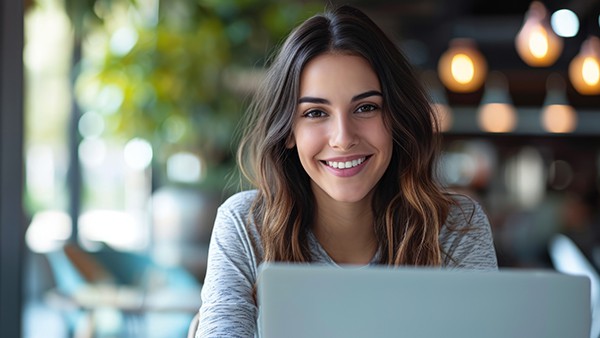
[257,263,591,338]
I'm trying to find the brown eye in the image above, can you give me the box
[355,104,378,114]
[303,110,328,118]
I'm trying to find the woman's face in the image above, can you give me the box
[289,53,393,205]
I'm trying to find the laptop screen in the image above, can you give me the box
[257,263,591,338]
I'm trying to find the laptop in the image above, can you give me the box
[257,263,591,338]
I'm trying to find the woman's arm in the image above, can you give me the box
[197,195,261,337]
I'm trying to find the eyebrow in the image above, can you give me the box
[297,90,383,105]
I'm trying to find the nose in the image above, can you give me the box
[329,114,358,151]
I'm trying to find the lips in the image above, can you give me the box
[320,155,372,178]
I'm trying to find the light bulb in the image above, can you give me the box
[541,74,577,133]
[451,54,475,84]
[582,58,600,86]
[478,103,517,133]
[542,105,577,133]
[529,26,549,58]
[477,72,517,133]
[438,38,487,93]
[569,36,600,95]
[516,2,563,67]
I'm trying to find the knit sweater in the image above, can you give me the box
[197,190,498,337]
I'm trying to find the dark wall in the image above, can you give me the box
[0,0,24,337]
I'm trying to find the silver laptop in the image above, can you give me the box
[257,263,591,338]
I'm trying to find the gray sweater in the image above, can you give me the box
[197,190,498,337]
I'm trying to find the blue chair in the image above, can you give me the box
[45,243,201,338]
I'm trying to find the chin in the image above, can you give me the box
[326,189,372,204]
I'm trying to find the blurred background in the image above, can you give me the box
[1,0,599,337]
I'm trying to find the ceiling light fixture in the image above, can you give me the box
[541,74,577,133]
[516,1,564,67]
[477,72,517,133]
[569,36,600,95]
[437,38,487,93]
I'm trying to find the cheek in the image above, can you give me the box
[293,125,315,145]
[293,127,323,159]
[370,120,393,151]
[377,135,393,162]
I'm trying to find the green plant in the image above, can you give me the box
[72,0,321,188]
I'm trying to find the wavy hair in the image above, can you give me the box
[236,5,453,266]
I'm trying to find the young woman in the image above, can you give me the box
[197,5,497,337]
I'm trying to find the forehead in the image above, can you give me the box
[299,53,381,96]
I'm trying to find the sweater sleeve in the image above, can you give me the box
[197,194,260,337]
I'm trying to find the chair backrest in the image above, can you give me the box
[46,243,114,295]
[187,312,200,338]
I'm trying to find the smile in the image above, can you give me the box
[324,157,367,169]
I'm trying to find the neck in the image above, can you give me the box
[313,194,377,265]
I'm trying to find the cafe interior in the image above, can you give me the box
[1,0,600,337]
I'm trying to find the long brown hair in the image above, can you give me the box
[236,5,452,266]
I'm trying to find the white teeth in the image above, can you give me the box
[326,157,365,169]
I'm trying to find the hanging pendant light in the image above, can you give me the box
[438,38,487,93]
[515,1,564,67]
[541,73,577,133]
[477,72,517,133]
[569,36,600,95]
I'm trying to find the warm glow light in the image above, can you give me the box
[451,54,474,84]
[477,72,517,133]
[542,74,577,133]
[569,36,600,95]
[516,2,563,67]
[542,104,577,133]
[529,26,549,59]
[582,57,600,86]
[438,39,487,93]
[478,103,517,133]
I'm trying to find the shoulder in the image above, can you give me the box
[211,189,264,263]
[217,190,258,218]
[445,193,488,228]
[213,189,260,241]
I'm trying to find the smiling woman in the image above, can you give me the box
[197,4,498,337]
[291,53,392,207]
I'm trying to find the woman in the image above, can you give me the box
[197,4,497,337]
